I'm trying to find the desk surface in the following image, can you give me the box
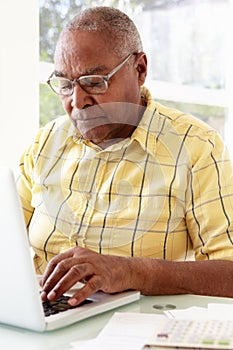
[0,294,232,350]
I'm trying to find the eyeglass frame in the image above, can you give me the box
[47,52,137,97]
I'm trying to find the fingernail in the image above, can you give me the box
[47,290,56,300]
[69,298,78,306]
[40,291,47,300]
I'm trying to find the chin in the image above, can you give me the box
[82,125,112,144]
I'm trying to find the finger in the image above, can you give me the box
[40,290,48,301]
[41,249,74,288]
[42,256,80,295]
[68,275,103,306]
[40,256,76,302]
[41,258,80,300]
[45,261,94,300]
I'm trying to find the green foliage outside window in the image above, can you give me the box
[39,0,227,137]
[40,84,64,126]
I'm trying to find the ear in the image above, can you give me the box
[135,52,147,86]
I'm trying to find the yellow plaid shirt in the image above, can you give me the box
[17,88,233,274]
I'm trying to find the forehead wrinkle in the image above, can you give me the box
[55,30,115,78]
[55,62,110,79]
[80,64,109,75]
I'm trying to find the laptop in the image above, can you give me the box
[0,166,140,332]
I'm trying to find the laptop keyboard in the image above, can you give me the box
[42,295,93,317]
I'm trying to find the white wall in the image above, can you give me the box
[0,1,39,172]
[225,0,233,158]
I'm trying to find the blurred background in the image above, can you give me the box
[1,0,233,171]
[39,0,228,132]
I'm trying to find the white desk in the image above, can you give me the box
[0,294,232,350]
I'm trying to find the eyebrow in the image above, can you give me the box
[54,65,109,79]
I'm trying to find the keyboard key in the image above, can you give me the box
[43,295,93,317]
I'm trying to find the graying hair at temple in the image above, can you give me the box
[65,6,143,58]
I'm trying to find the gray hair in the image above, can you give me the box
[65,6,143,57]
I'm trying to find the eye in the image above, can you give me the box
[49,77,73,95]
[79,76,107,94]
[81,76,105,87]
[57,79,73,94]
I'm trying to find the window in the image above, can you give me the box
[39,0,232,155]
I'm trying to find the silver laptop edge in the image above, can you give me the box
[0,166,140,332]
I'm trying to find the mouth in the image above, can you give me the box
[71,104,106,120]
[71,114,109,135]
[70,102,146,142]
[71,102,145,123]
[70,104,109,132]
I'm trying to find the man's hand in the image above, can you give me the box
[40,247,233,304]
[40,246,135,306]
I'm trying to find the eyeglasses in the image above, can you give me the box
[47,53,136,97]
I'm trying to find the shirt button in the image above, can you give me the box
[86,193,92,200]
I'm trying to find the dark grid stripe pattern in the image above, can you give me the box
[17,88,233,274]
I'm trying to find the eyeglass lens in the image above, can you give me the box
[49,76,108,96]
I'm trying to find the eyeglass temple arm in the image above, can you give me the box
[106,52,137,80]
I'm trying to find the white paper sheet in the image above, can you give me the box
[164,303,233,320]
[70,303,233,349]
[71,312,166,350]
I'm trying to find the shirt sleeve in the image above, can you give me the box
[16,129,42,228]
[186,130,233,261]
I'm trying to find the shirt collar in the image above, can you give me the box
[131,87,159,157]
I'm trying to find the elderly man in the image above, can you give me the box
[17,6,233,306]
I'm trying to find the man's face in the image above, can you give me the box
[54,30,147,145]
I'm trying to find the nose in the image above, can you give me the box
[71,83,95,110]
